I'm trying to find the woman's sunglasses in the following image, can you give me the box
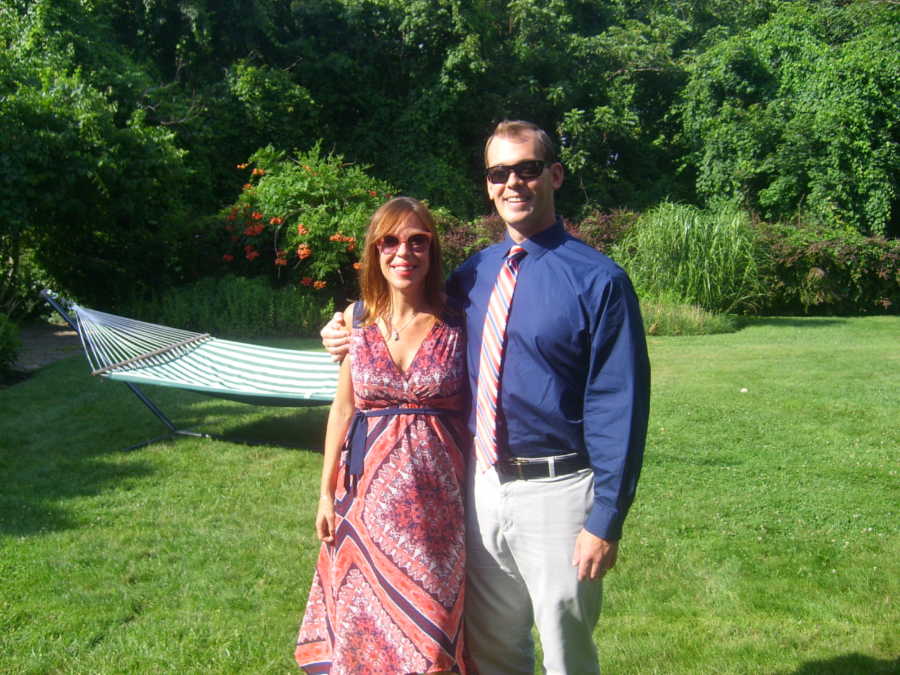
[377,233,431,255]
[485,160,547,184]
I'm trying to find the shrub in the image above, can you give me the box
[0,247,54,320]
[438,210,639,276]
[613,202,768,314]
[438,213,507,275]
[565,210,639,255]
[214,144,395,304]
[755,220,900,315]
[127,276,335,338]
[0,312,21,376]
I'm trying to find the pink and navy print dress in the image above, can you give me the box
[295,306,470,674]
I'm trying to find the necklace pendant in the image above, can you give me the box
[391,330,400,341]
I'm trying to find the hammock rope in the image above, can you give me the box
[74,306,211,374]
[71,304,338,406]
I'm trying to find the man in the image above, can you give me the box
[322,120,650,674]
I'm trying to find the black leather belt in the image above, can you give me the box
[495,454,589,483]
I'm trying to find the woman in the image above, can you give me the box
[294,197,470,674]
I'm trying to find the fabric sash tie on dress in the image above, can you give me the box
[346,407,454,478]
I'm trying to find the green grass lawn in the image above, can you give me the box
[1,320,897,674]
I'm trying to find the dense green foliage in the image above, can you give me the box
[0,2,196,309]
[1,0,897,316]
[680,2,899,236]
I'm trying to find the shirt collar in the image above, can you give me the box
[501,216,565,261]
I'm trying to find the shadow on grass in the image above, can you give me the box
[90,385,330,452]
[0,357,329,537]
[217,409,328,451]
[0,456,155,536]
[0,369,160,535]
[787,653,899,674]
[743,316,848,329]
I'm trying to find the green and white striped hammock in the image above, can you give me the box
[72,304,339,407]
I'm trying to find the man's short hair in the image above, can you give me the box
[484,120,558,166]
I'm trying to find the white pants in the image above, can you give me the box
[465,463,602,675]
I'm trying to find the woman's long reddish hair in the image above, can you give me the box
[358,197,444,325]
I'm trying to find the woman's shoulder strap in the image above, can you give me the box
[351,300,365,329]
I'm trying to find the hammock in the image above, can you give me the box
[72,305,338,407]
[42,290,338,448]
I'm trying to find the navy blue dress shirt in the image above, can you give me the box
[446,218,650,540]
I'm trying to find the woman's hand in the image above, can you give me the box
[321,312,350,362]
[315,496,337,543]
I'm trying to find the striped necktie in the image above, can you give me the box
[474,245,527,471]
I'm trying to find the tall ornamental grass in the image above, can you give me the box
[614,203,767,313]
[639,297,739,336]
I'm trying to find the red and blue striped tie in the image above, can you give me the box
[474,245,527,471]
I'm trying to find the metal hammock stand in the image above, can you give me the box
[42,290,338,451]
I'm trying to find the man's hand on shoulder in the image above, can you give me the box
[321,312,350,362]
[572,530,619,581]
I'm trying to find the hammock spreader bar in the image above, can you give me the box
[42,290,338,450]
[91,332,212,376]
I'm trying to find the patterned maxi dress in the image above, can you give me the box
[295,307,470,674]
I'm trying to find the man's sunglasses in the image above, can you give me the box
[377,233,431,255]
[485,160,547,184]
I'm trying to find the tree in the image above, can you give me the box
[680,1,899,235]
[0,2,193,309]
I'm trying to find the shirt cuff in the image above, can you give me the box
[584,504,624,541]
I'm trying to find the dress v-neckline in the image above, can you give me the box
[371,318,440,379]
